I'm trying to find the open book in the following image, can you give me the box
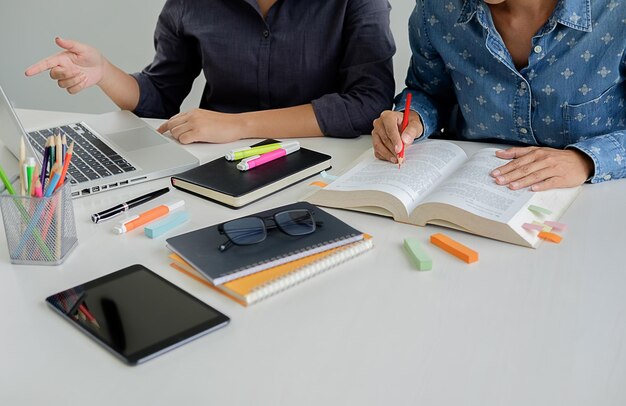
[306,140,580,248]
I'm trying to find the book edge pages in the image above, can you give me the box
[213,233,365,285]
[173,159,331,207]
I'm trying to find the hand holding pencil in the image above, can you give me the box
[371,92,424,165]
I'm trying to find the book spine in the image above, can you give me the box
[246,238,374,305]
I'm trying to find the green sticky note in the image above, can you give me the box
[404,238,432,271]
[528,205,552,215]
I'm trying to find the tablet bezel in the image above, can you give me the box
[46,264,230,365]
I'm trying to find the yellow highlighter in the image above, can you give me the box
[224,142,300,161]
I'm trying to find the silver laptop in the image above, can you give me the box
[0,85,199,198]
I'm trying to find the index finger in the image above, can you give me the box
[157,112,187,134]
[25,55,65,77]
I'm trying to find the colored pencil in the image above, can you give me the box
[56,141,74,191]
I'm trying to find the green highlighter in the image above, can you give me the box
[403,238,432,271]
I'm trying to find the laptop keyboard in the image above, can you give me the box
[27,122,136,185]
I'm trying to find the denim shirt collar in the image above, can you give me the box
[457,0,592,32]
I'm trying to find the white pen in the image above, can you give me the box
[113,200,185,234]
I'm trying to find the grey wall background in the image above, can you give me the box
[0,0,413,115]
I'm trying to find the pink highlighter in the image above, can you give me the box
[236,141,300,171]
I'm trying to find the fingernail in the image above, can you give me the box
[491,170,500,177]
[401,134,412,144]
[394,144,402,153]
[496,176,506,184]
[510,182,518,189]
[390,156,397,164]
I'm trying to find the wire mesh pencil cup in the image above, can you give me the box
[0,182,78,265]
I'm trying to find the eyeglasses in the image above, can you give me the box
[217,209,321,252]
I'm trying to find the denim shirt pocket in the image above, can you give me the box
[563,83,624,144]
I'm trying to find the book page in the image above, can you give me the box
[418,148,534,222]
[325,140,467,213]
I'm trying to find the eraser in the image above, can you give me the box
[543,221,567,231]
[320,170,338,182]
[538,231,563,244]
[144,211,189,238]
[522,223,544,232]
[528,204,552,215]
[430,233,478,264]
[403,238,432,271]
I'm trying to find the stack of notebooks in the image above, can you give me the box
[165,202,373,306]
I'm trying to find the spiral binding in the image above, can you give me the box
[216,233,363,285]
[247,237,374,305]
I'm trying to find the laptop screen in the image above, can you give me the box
[0,85,36,159]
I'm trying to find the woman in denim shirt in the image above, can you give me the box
[373,0,625,191]
[25,0,395,143]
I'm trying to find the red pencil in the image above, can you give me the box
[78,303,100,328]
[397,93,413,168]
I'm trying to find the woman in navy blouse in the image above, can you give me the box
[373,0,626,191]
[25,0,396,143]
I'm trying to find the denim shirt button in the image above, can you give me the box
[262,30,270,38]
[533,45,543,54]
[519,128,528,134]
[519,82,527,90]
[604,174,612,181]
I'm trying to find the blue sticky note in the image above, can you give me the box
[144,211,189,238]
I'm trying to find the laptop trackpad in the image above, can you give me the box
[107,127,168,152]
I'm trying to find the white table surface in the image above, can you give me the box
[1,109,625,406]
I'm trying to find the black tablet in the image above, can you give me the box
[46,264,230,365]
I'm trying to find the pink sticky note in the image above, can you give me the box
[522,223,544,232]
[544,221,567,231]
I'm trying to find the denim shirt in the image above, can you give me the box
[397,0,626,183]
[131,0,396,138]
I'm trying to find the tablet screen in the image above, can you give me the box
[46,264,229,365]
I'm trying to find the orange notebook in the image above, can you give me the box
[169,235,373,306]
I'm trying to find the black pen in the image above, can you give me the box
[91,187,170,223]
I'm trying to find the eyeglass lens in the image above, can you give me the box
[222,216,267,246]
[274,209,315,236]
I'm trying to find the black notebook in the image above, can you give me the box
[171,139,331,208]
[165,202,364,286]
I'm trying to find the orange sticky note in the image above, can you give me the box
[538,231,562,244]
[430,233,478,264]
[309,181,328,188]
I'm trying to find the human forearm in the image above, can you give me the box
[240,104,323,139]
[98,59,140,111]
[158,104,323,144]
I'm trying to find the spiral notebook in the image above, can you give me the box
[165,202,364,286]
[169,236,373,306]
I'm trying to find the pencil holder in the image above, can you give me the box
[0,182,78,265]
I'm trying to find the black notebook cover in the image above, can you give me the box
[171,139,331,208]
[165,202,363,285]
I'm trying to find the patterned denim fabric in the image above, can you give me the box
[396,0,626,183]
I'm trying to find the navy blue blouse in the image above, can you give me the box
[131,0,396,138]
